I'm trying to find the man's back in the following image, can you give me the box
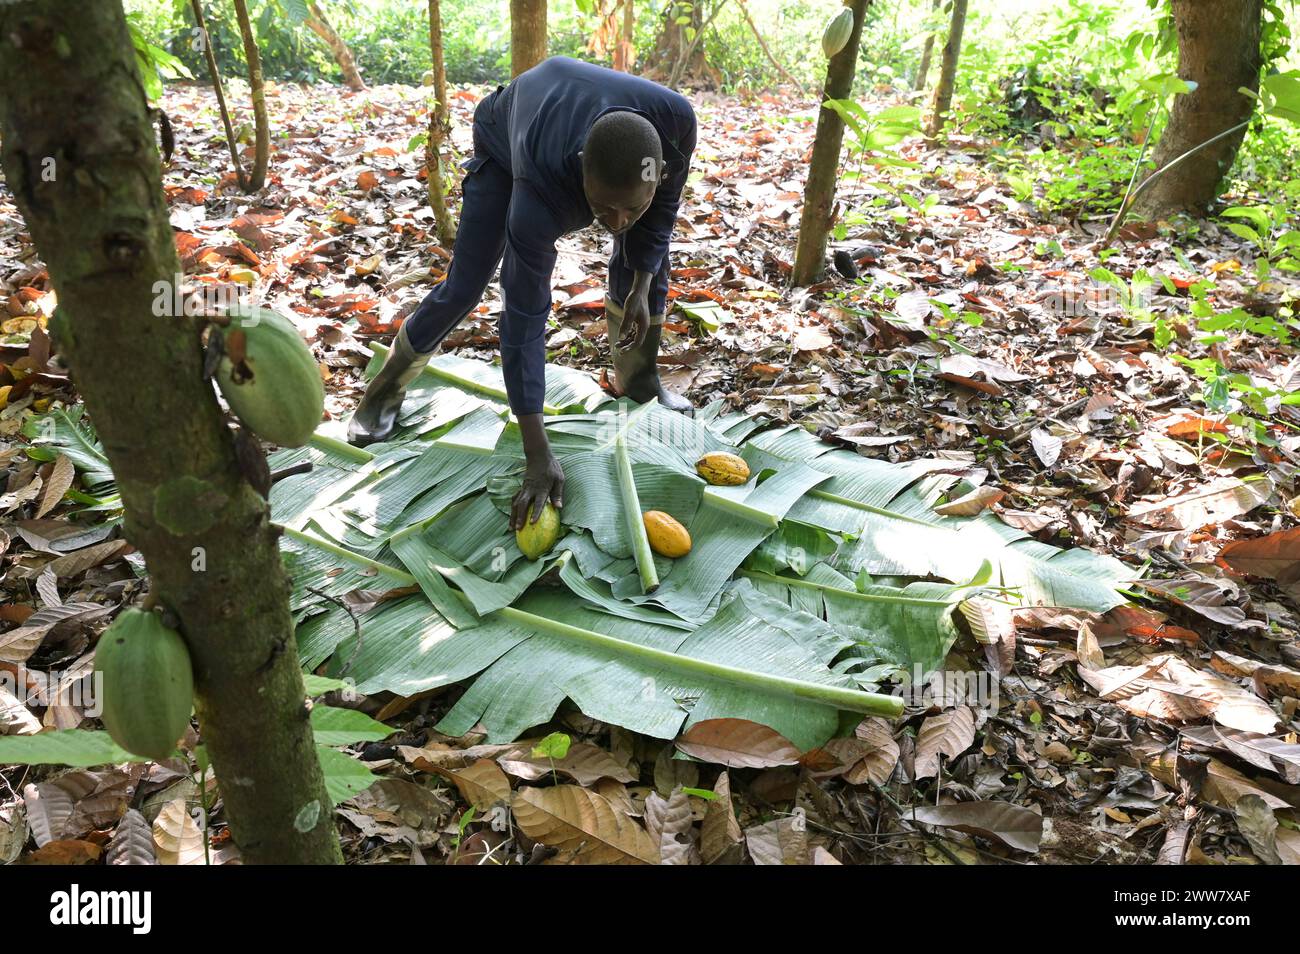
[478,57,696,227]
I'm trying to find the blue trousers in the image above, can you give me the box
[403,131,672,356]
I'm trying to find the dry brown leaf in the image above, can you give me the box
[0,602,113,664]
[845,717,900,785]
[396,740,519,771]
[700,770,742,865]
[107,808,157,865]
[429,758,510,812]
[1078,654,1278,733]
[153,797,204,865]
[934,485,1005,516]
[909,800,1043,853]
[1181,725,1300,783]
[744,815,809,865]
[914,706,976,778]
[35,454,74,519]
[0,683,42,735]
[1139,577,1247,627]
[1219,527,1300,582]
[498,741,636,786]
[675,718,801,768]
[25,839,102,864]
[1233,794,1281,864]
[1202,759,1293,812]
[644,788,697,865]
[1030,428,1062,467]
[512,785,657,865]
[1127,476,1272,530]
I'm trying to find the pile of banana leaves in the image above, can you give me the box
[253,348,1137,751]
[19,349,1136,756]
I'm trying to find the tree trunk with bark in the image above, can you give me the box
[306,1,365,91]
[613,0,635,72]
[1132,0,1263,219]
[511,0,548,77]
[791,0,871,286]
[925,0,966,138]
[427,0,456,246]
[646,0,722,88]
[913,0,941,90]
[233,0,270,190]
[0,0,341,865]
[189,0,248,191]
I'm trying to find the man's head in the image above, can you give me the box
[580,111,663,235]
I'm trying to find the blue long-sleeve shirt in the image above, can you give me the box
[472,57,697,415]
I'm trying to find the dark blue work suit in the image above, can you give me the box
[402,57,697,416]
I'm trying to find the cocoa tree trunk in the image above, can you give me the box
[233,0,270,190]
[925,0,967,138]
[646,0,715,86]
[1132,0,1263,219]
[511,0,548,77]
[427,0,456,246]
[613,0,635,72]
[791,0,871,286]
[0,0,341,865]
[667,0,727,89]
[306,1,366,91]
[189,0,249,191]
[913,0,941,90]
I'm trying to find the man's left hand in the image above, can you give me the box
[618,284,651,350]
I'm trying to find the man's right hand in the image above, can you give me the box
[511,413,564,530]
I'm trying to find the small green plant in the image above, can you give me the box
[1218,203,1300,280]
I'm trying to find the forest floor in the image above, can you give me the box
[1,77,1298,865]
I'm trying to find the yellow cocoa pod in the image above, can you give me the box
[515,502,561,560]
[695,451,751,486]
[643,510,692,558]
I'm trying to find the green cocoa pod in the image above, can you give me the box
[214,306,325,448]
[822,7,855,58]
[515,502,561,560]
[94,608,194,761]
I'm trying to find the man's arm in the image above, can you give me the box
[500,183,564,528]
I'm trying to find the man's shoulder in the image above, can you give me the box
[527,57,693,117]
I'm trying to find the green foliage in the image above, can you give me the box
[128,11,193,102]
[1092,262,1298,447]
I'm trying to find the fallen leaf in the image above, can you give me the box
[914,707,976,778]
[428,759,510,812]
[1030,428,1062,468]
[675,719,801,768]
[512,785,657,865]
[35,454,74,519]
[1220,527,1300,583]
[934,485,1005,516]
[910,800,1043,853]
[1127,477,1272,531]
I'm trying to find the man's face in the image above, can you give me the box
[583,176,657,236]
